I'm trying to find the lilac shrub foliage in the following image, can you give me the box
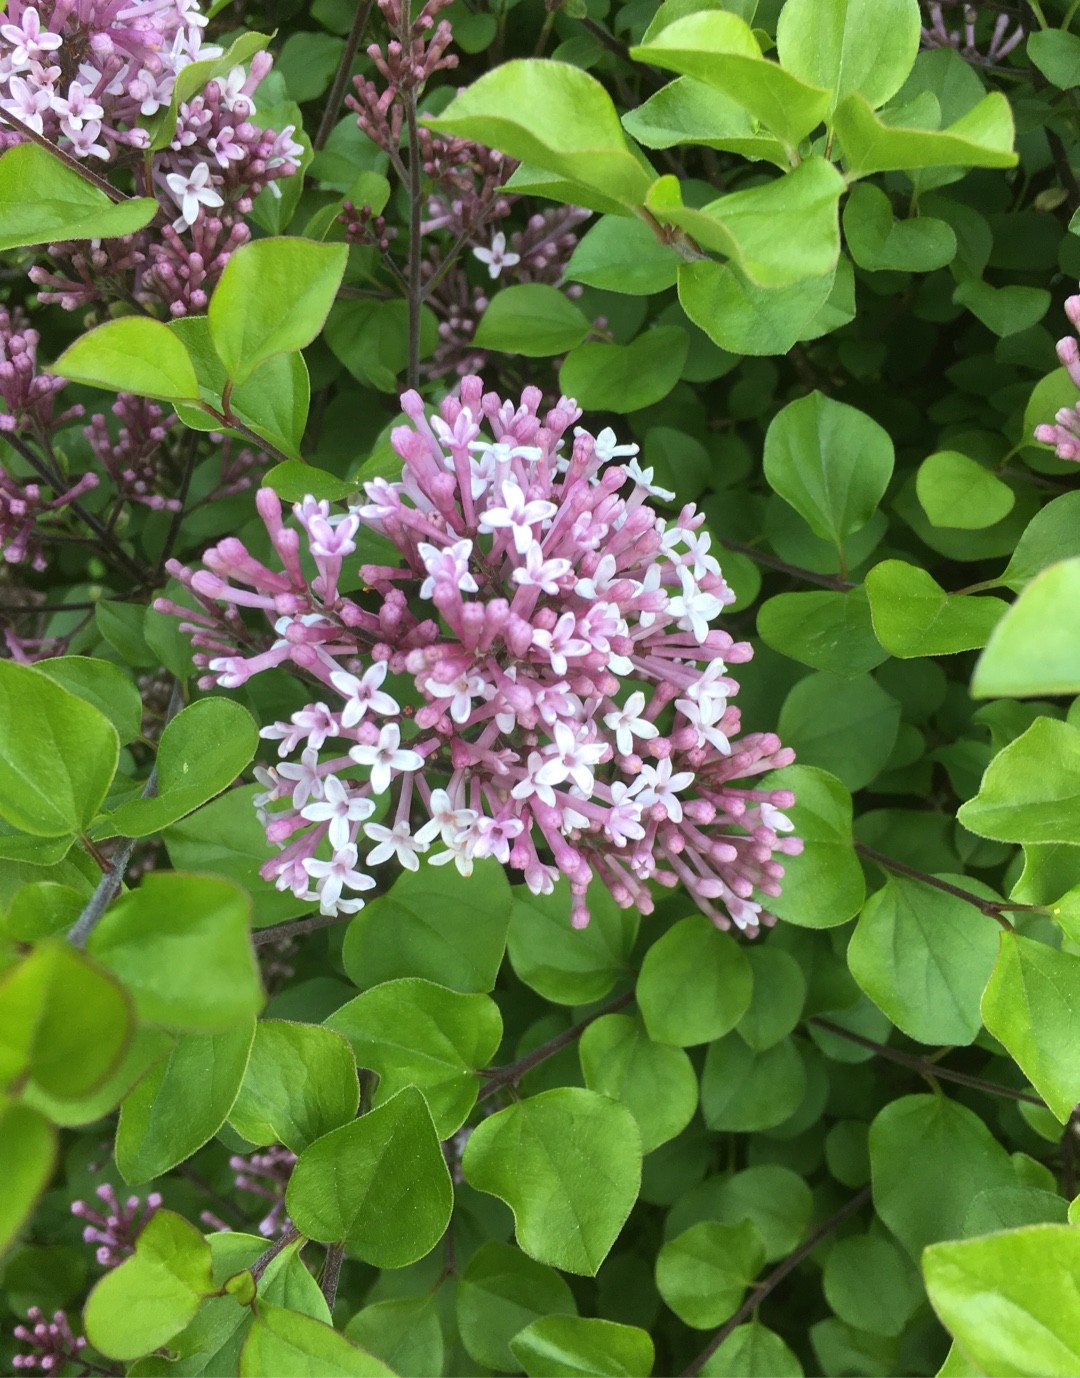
[5,0,1080,1375]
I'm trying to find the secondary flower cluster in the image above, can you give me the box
[164,380,802,933]
[920,1,1024,66]
[1035,288,1080,460]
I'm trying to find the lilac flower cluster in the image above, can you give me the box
[198,1145,296,1237]
[162,380,802,934]
[347,0,457,157]
[1035,289,1080,460]
[11,1309,87,1372]
[920,1,1024,66]
[71,1182,162,1266]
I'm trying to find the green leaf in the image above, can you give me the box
[87,873,262,1032]
[0,143,157,249]
[422,61,655,212]
[981,932,1080,1123]
[579,1013,698,1152]
[848,874,1001,1045]
[865,560,1007,657]
[636,914,752,1046]
[645,157,844,289]
[36,656,143,746]
[116,1022,256,1183]
[324,978,502,1137]
[566,216,679,295]
[21,1026,172,1130]
[776,0,921,112]
[973,560,1080,699]
[323,298,438,391]
[208,238,349,386]
[777,672,900,792]
[678,258,837,356]
[831,90,1017,177]
[964,1186,1068,1236]
[757,588,889,678]
[510,1316,655,1377]
[239,1302,395,1377]
[954,279,1050,337]
[559,327,688,413]
[869,1094,1015,1259]
[763,392,893,547]
[286,1086,452,1267]
[668,1165,813,1263]
[345,1296,443,1378]
[924,1226,1080,1377]
[843,183,957,272]
[630,11,831,148]
[228,1020,359,1152]
[456,1241,577,1374]
[1028,28,1080,90]
[699,1034,806,1131]
[763,766,866,930]
[735,946,807,1051]
[0,660,118,837]
[621,77,788,167]
[52,318,200,403]
[343,860,510,993]
[507,877,638,1005]
[474,284,591,356]
[263,461,356,504]
[95,699,259,839]
[462,1086,642,1275]
[916,451,1015,531]
[958,717,1080,846]
[84,1211,216,1361]
[655,1220,766,1328]
[0,1103,56,1255]
[824,1235,922,1337]
[2,881,83,941]
[0,940,132,1098]
[699,1322,803,1377]
[1002,492,1080,592]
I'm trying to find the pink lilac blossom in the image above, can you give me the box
[161,380,803,935]
[0,307,83,436]
[71,1182,162,1267]
[85,392,180,510]
[11,1309,87,1372]
[920,1,1024,65]
[1034,288,1080,459]
[229,1145,296,1237]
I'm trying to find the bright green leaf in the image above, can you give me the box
[36,657,143,745]
[559,327,688,413]
[510,1315,655,1377]
[865,560,1007,657]
[474,284,591,356]
[0,143,157,249]
[757,588,889,678]
[763,766,866,929]
[843,183,957,272]
[831,90,1017,177]
[579,1013,698,1152]
[507,877,637,1005]
[239,1302,395,1377]
[700,1034,806,1131]
[0,1103,56,1256]
[1028,29,1080,90]
[456,1241,577,1374]
[655,1220,766,1328]
[776,0,921,111]
[636,915,752,1046]
[958,717,1080,846]
[699,1322,803,1377]
[228,1020,359,1152]
[566,215,679,295]
[344,1296,442,1378]
[973,559,1080,699]
[52,318,200,402]
[916,451,1015,531]
[777,672,900,792]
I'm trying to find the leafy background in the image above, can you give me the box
[4,0,1080,1373]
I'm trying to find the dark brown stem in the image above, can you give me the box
[717,537,854,592]
[250,1224,302,1283]
[682,1187,873,1377]
[403,84,423,392]
[854,842,1034,930]
[314,0,377,151]
[809,1019,1045,1107]
[158,431,200,573]
[477,989,634,1102]
[252,910,353,945]
[0,109,130,202]
[321,1242,346,1310]
[197,404,295,467]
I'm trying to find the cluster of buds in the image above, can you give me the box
[85,392,179,510]
[0,307,82,436]
[229,1145,296,1237]
[339,200,397,254]
[920,1,1024,66]
[347,0,457,155]
[71,1182,162,1267]
[162,379,802,934]
[11,1309,88,1372]
[0,463,98,568]
[1035,288,1080,460]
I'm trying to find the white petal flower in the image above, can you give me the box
[349,723,425,793]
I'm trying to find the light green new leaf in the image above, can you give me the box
[678,258,837,355]
[848,875,1000,1045]
[924,1226,1080,1377]
[973,560,1080,699]
[286,1086,452,1267]
[474,284,591,356]
[579,1013,698,1152]
[865,560,1007,657]
[52,318,200,402]
[95,700,259,839]
[0,143,157,249]
[457,1241,577,1374]
[239,1302,395,1377]
[87,873,262,1032]
[462,1086,642,1276]
[84,1211,216,1361]
[763,391,893,547]
[762,766,865,929]
[228,1020,359,1152]
[510,1316,655,1378]
[116,1021,256,1183]
[36,657,143,746]
[630,11,831,148]
[916,451,1015,531]
[831,90,1017,177]
[757,588,889,678]
[0,660,118,837]
[843,182,957,272]
[958,717,1080,846]
[559,327,688,413]
[208,237,348,385]
[0,1103,56,1256]
[422,61,655,213]
[622,77,789,167]
[776,0,922,112]
[981,933,1080,1122]
[655,1220,766,1329]
[1002,491,1080,591]
[636,914,751,1046]
[325,978,502,1137]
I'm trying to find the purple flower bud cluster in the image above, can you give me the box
[0,306,82,436]
[229,1145,296,1237]
[12,1308,87,1372]
[920,1,1023,66]
[161,379,803,934]
[1035,290,1080,460]
[85,392,179,510]
[347,0,457,155]
[71,1182,162,1267]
